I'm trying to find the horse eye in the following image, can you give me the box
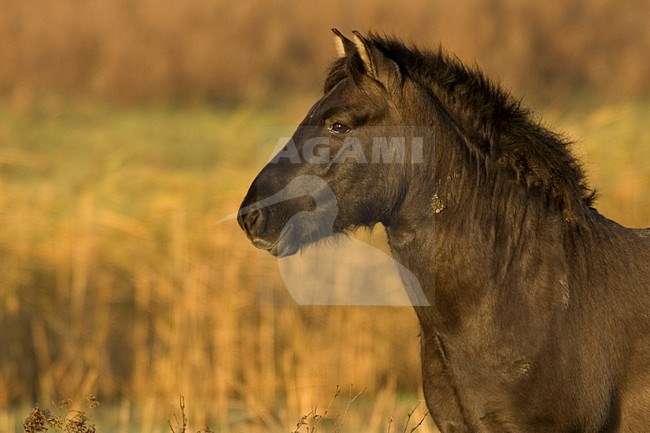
[329,122,352,134]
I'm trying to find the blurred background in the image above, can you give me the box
[0,0,648,432]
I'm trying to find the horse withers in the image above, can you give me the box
[238,30,650,433]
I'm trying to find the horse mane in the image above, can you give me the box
[324,34,596,220]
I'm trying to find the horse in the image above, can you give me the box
[238,30,650,432]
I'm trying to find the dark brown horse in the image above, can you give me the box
[238,30,650,432]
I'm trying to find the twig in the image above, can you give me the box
[409,412,428,433]
[386,416,394,433]
[402,401,428,433]
[310,385,341,432]
[336,385,365,433]
[402,401,419,433]
[291,385,342,433]
[169,396,188,433]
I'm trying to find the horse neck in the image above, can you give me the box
[385,151,569,333]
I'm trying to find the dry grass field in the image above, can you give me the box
[0,98,647,432]
[1,0,649,106]
[0,102,431,432]
[0,0,649,432]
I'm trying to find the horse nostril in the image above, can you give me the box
[240,208,267,236]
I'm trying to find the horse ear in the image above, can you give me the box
[331,28,356,58]
[351,31,402,90]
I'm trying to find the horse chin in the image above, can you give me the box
[268,240,300,258]
[248,233,298,257]
[267,222,337,258]
[262,222,300,258]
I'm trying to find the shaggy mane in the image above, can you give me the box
[325,34,596,219]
